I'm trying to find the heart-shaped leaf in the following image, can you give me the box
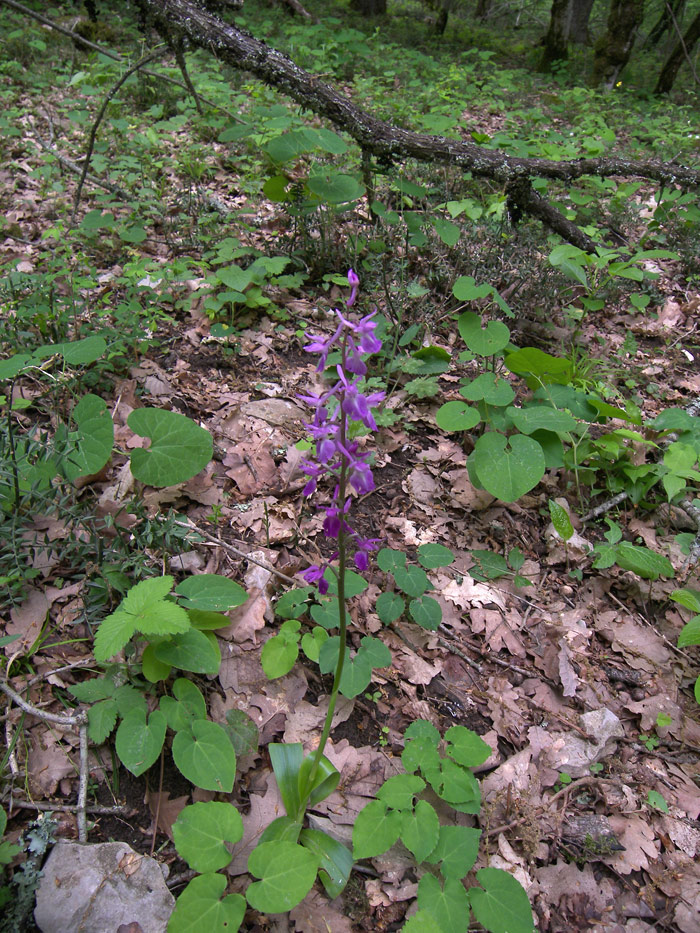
[172,802,243,873]
[172,720,236,793]
[457,311,510,356]
[63,393,114,481]
[436,400,481,433]
[167,874,246,933]
[115,709,166,777]
[469,867,534,933]
[471,433,545,502]
[246,841,318,914]
[128,408,213,486]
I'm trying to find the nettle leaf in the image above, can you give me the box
[469,867,534,933]
[417,543,455,569]
[172,720,236,793]
[376,591,405,624]
[353,800,402,859]
[436,400,481,433]
[115,709,167,777]
[154,629,221,674]
[425,825,482,879]
[167,873,246,933]
[128,408,213,486]
[614,542,675,580]
[175,575,248,611]
[457,311,510,357]
[471,432,546,502]
[172,802,243,874]
[376,774,426,811]
[417,874,470,933]
[94,610,138,662]
[223,709,259,757]
[377,548,407,573]
[393,565,430,598]
[445,726,492,768]
[94,577,189,661]
[63,393,114,482]
[409,596,442,630]
[246,841,319,914]
[401,799,440,863]
[678,616,700,648]
[86,698,118,744]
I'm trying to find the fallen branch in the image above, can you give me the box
[144,0,700,251]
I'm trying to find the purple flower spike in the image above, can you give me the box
[298,269,384,593]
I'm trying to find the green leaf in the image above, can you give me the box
[172,802,243,873]
[647,790,669,813]
[262,631,299,679]
[548,499,574,541]
[299,829,352,899]
[246,841,319,913]
[401,911,443,933]
[401,799,439,863]
[323,568,368,598]
[425,825,481,879]
[471,433,545,502]
[0,353,31,382]
[160,678,207,731]
[408,596,442,630]
[275,587,313,619]
[353,800,402,859]
[115,709,166,777]
[431,216,461,247]
[215,264,252,292]
[141,645,172,682]
[670,588,700,614]
[154,629,221,674]
[301,626,328,662]
[469,867,534,933]
[468,550,509,580]
[87,698,118,744]
[167,874,245,933]
[417,874,470,933]
[358,636,392,669]
[340,653,373,698]
[376,591,405,624]
[505,347,573,387]
[68,677,115,703]
[310,597,342,630]
[188,609,231,631]
[269,743,304,818]
[435,759,481,813]
[453,276,492,301]
[175,575,248,611]
[678,615,700,648]
[63,394,114,482]
[128,408,213,486]
[376,774,426,810]
[507,405,577,435]
[377,549,407,573]
[307,170,364,204]
[35,335,107,366]
[445,726,492,768]
[393,565,430,598]
[457,312,510,357]
[614,542,674,580]
[436,400,481,433]
[461,374,515,406]
[172,720,236,793]
[417,544,455,569]
[223,709,259,757]
[94,611,138,662]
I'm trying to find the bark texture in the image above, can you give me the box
[654,8,700,92]
[592,0,645,87]
[142,0,699,249]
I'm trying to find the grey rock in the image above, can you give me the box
[34,840,174,933]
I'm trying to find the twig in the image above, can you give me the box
[72,47,165,223]
[4,799,130,816]
[582,491,628,523]
[0,681,87,728]
[25,657,96,690]
[77,723,88,842]
[174,518,298,585]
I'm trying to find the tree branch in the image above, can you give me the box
[144,0,699,250]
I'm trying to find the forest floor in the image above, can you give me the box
[1,8,700,933]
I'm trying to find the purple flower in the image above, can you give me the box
[298,270,384,592]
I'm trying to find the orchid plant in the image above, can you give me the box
[239,270,386,908]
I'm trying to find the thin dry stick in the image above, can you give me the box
[175,519,298,585]
[3,799,129,816]
[72,47,165,223]
[0,681,89,842]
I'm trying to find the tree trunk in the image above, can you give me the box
[475,0,492,21]
[592,0,645,87]
[654,8,700,92]
[350,0,386,15]
[569,0,596,43]
[540,0,596,72]
[645,0,685,48]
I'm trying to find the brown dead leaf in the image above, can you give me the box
[227,772,285,876]
[27,728,75,796]
[609,618,672,673]
[290,888,355,933]
[145,790,189,841]
[603,814,658,873]
[470,607,526,657]
[4,588,49,655]
[446,468,495,510]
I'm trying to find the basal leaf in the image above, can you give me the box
[128,408,213,486]
[172,802,243,873]
[417,874,470,933]
[63,393,114,482]
[409,596,442,630]
[376,774,426,810]
[471,432,545,502]
[175,574,248,611]
[548,499,574,541]
[678,615,700,648]
[417,544,455,569]
[445,726,492,768]
[167,874,246,933]
[469,867,534,933]
[172,720,236,793]
[299,829,352,899]
[376,591,405,625]
[401,799,440,863]
[353,800,402,859]
[436,400,481,433]
[614,541,674,580]
[246,841,318,914]
[154,629,221,674]
[115,709,166,777]
[457,311,510,357]
[425,825,481,879]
